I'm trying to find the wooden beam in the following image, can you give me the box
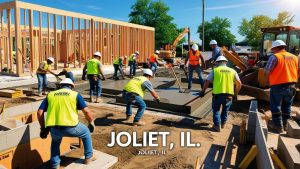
[64,16,68,67]
[78,18,81,68]
[15,7,22,76]
[39,11,42,62]
[47,13,50,57]
[29,9,34,71]
[7,9,12,71]
[53,14,57,69]
[84,19,87,63]
[0,10,3,70]
[72,17,75,68]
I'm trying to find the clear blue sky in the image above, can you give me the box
[1,0,299,44]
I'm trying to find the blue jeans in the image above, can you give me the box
[49,123,93,168]
[113,64,124,78]
[188,64,204,89]
[129,61,136,76]
[37,73,48,93]
[88,75,101,97]
[124,92,146,122]
[150,62,157,73]
[212,95,232,126]
[270,84,295,127]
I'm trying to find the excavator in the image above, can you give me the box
[222,26,300,101]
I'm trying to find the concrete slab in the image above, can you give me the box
[278,136,300,169]
[287,120,300,139]
[64,150,118,169]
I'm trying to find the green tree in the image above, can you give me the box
[197,17,237,51]
[238,11,294,49]
[129,0,184,49]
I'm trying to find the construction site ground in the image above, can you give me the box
[1,67,299,168]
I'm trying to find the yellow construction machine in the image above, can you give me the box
[223,26,300,101]
[158,27,190,59]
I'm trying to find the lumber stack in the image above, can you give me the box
[0,89,23,98]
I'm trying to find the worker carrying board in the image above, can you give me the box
[123,69,160,126]
[201,56,242,132]
[37,78,96,168]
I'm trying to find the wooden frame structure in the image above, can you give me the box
[0,1,155,76]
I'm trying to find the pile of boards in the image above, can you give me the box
[0,89,23,98]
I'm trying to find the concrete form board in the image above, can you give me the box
[277,136,300,169]
[287,120,300,139]
[0,121,40,152]
[2,101,42,119]
[247,100,258,143]
[65,150,118,169]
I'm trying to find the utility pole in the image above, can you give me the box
[202,0,205,52]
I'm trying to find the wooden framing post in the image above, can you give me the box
[72,17,75,68]
[64,15,68,67]
[84,19,87,63]
[47,13,50,57]
[15,7,22,75]
[53,14,57,69]
[78,18,81,68]
[29,9,34,71]
[7,9,12,71]
[38,11,42,62]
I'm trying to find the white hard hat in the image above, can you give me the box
[271,40,286,49]
[143,69,153,77]
[155,50,160,54]
[135,51,140,55]
[192,44,199,51]
[209,40,217,45]
[216,55,228,62]
[47,57,54,63]
[60,78,74,87]
[94,51,102,57]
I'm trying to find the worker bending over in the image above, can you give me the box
[185,44,205,91]
[209,40,222,63]
[123,69,160,126]
[37,78,96,169]
[82,51,105,103]
[57,67,75,82]
[128,51,139,76]
[149,50,160,74]
[36,57,57,96]
[113,56,125,80]
[265,40,299,133]
[201,56,241,132]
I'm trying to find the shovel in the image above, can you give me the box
[169,66,189,93]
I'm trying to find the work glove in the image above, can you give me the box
[40,127,50,139]
[199,91,205,97]
[88,121,95,133]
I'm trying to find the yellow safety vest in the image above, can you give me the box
[87,58,101,75]
[124,76,148,98]
[113,57,121,65]
[45,88,78,127]
[36,61,51,74]
[129,54,135,62]
[213,65,235,95]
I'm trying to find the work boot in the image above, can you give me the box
[124,115,132,121]
[221,122,226,129]
[133,121,146,126]
[268,121,284,133]
[212,125,221,132]
[94,97,103,103]
[84,155,97,164]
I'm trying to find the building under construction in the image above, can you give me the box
[0,1,155,76]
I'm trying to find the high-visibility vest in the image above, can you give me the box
[269,51,298,86]
[149,54,158,63]
[45,88,78,127]
[124,76,148,98]
[113,57,121,65]
[213,65,235,95]
[87,58,101,75]
[129,54,136,62]
[188,50,201,66]
[36,61,51,74]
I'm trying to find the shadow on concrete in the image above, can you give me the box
[94,114,130,126]
[153,118,213,131]
[200,125,254,169]
[12,125,43,169]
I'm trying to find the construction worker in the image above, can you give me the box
[128,51,139,76]
[57,67,75,82]
[264,40,298,133]
[36,57,57,96]
[149,50,160,74]
[113,56,125,80]
[185,44,205,91]
[209,40,222,62]
[200,56,242,132]
[123,69,160,126]
[37,78,96,168]
[82,51,105,103]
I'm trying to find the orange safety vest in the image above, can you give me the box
[269,51,298,86]
[149,54,158,63]
[188,50,201,66]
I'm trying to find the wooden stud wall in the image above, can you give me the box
[0,1,154,76]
